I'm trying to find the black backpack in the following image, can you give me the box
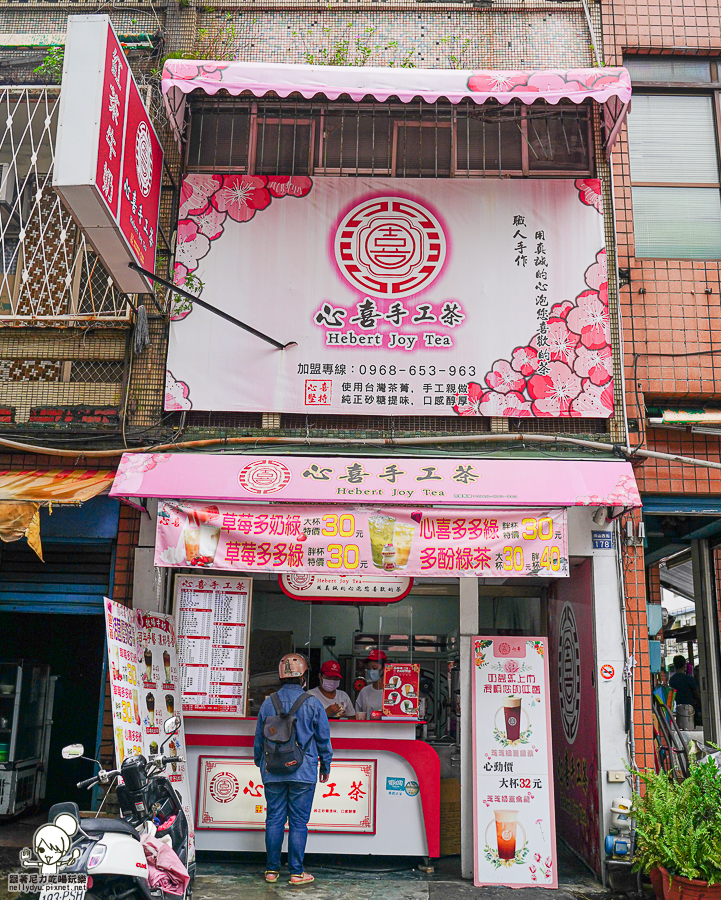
[263,692,313,775]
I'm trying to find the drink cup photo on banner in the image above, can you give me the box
[156,501,568,580]
[471,636,557,888]
[104,599,196,865]
[383,663,420,719]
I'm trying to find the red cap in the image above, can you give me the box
[366,649,387,664]
[320,660,342,678]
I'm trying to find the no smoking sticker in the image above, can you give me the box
[600,664,615,680]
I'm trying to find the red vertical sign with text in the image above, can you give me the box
[95,25,128,218]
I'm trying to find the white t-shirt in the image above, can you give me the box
[355,683,384,714]
[308,686,355,718]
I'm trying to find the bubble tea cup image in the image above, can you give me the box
[146,693,155,728]
[165,694,175,715]
[132,689,140,726]
[495,810,519,860]
[163,650,171,683]
[504,696,522,741]
[393,523,415,568]
[369,514,396,568]
[144,648,153,682]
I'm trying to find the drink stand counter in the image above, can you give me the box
[184,717,440,857]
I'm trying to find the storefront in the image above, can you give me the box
[110,452,640,879]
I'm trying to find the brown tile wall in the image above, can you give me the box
[602,0,721,771]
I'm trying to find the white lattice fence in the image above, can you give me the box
[0,86,131,321]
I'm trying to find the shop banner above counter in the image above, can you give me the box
[111,453,641,510]
[155,501,568,578]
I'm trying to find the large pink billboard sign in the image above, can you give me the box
[155,500,568,578]
[166,177,609,418]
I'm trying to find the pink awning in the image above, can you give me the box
[110,453,641,511]
[162,61,631,155]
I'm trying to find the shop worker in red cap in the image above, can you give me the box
[254,653,332,886]
[355,649,387,716]
[308,660,355,718]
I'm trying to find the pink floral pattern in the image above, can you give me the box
[454,242,614,418]
[165,371,192,411]
[467,69,630,100]
[171,173,313,319]
[575,178,603,214]
[575,472,641,508]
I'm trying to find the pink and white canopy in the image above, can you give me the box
[162,61,631,153]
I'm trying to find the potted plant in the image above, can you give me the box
[632,756,721,900]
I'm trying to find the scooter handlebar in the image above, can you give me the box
[77,769,121,789]
[77,776,99,789]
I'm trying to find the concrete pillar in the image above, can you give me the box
[459,576,478,879]
[691,539,721,745]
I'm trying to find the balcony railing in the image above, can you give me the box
[0,86,131,323]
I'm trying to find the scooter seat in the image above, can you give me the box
[81,818,140,840]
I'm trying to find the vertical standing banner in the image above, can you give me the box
[471,636,557,888]
[104,599,196,865]
[54,15,163,294]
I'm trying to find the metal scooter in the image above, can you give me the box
[50,715,193,900]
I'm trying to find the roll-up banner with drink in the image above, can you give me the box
[104,599,196,865]
[155,501,568,579]
[471,636,556,888]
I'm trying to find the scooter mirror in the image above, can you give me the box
[163,715,181,735]
[62,743,85,759]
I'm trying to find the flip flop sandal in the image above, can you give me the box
[289,873,315,885]
[265,872,279,883]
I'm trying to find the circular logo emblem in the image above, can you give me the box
[238,459,292,495]
[508,716,518,727]
[558,603,581,744]
[135,121,153,198]
[334,196,446,298]
[209,772,239,804]
[286,574,315,590]
[498,642,511,657]
[404,780,419,797]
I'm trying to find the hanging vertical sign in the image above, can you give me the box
[104,599,196,865]
[54,15,163,293]
[471,636,557,888]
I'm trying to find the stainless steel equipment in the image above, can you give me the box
[0,660,56,817]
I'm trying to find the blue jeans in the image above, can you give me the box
[264,782,316,875]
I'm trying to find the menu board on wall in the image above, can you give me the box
[471,636,557,889]
[104,599,196,865]
[382,663,420,719]
[173,575,252,717]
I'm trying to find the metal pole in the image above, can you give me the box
[459,577,479,879]
[690,539,721,744]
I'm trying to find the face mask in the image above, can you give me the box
[365,668,381,683]
[321,678,340,692]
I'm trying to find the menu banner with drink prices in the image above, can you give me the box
[104,599,195,864]
[197,757,376,833]
[155,501,568,579]
[471,636,556,888]
[173,575,252,717]
[166,176,610,418]
[383,663,420,719]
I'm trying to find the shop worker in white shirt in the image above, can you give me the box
[308,660,355,718]
[354,649,387,716]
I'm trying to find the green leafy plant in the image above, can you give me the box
[170,272,204,319]
[632,758,721,885]
[33,46,64,84]
[439,34,470,69]
[292,23,416,68]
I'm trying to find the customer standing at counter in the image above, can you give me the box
[254,653,332,886]
[308,660,355,718]
[355,649,387,717]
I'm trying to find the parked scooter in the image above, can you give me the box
[49,715,193,900]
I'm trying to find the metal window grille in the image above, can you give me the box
[186,98,593,178]
[0,87,132,321]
